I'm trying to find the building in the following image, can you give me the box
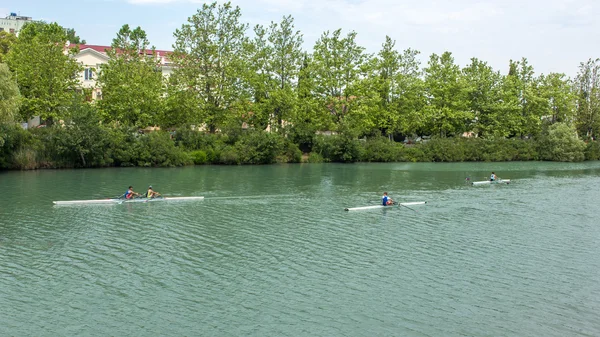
[0,12,33,35]
[69,43,173,100]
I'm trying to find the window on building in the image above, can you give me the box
[84,68,94,80]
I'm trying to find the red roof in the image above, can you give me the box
[73,44,172,56]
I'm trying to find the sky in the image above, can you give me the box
[2,0,599,77]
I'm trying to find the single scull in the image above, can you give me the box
[53,196,204,205]
[471,179,510,186]
[345,201,427,211]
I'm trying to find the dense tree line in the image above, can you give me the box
[1,1,599,169]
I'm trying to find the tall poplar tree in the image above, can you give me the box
[170,1,248,133]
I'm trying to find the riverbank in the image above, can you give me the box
[1,124,599,170]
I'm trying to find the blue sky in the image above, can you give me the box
[2,0,599,77]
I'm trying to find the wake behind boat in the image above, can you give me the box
[345,201,427,211]
[471,179,511,186]
[53,196,204,205]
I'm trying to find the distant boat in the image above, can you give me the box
[345,201,427,211]
[53,196,204,205]
[471,179,511,186]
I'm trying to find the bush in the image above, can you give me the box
[219,146,240,165]
[190,150,208,164]
[308,152,324,163]
[0,124,36,169]
[398,146,431,162]
[134,132,192,167]
[360,137,403,162]
[537,123,586,162]
[278,141,302,163]
[313,134,361,162]
[585,141,600,160]
[235,131,284,164]
[174,129,221,151]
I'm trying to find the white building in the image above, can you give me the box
[0,12,33,35]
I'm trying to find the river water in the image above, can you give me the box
[1,162,600,336]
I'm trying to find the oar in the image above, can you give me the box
[398,202,418,213]
[393,201,418,213]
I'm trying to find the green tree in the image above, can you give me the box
[538,122,586,161]
[5,22,81,122]
[312,29,367,130]
[423,52,471,137]
[574,58,600,139]
[539,73,575,124]
[0,63,21,125]
[388,47,425,137]
[170,1,248,133]
[268,15,303,130]
[462,58,506,137]
[65,28,86,44]
[0,31,17,63]
[97,24,164,128]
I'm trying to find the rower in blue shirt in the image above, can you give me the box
[382,192,394,206]
[490,172,497,181]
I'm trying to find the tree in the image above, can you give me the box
[268,15,303,130]
[423,52,471,137]
[311,29,367,129]
[97,24,164,128]
[574,58,600,139]
[0,63,21,125]
[539,73,575,124]
[65,28,86,44]
[244,15,303,132]
[170,1,248,133]
[0,31,17,63]
[462,58,506,137]
[5,22,81,122]
[374,41,425,137]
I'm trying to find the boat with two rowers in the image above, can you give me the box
[53,196,204,205]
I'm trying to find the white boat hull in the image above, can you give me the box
[345,201,427,211]
[471,179,510,186]
[53,196,204,205]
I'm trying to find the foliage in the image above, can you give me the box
[65,28,85,44]
[584,141,600,160]
[97,24,164,128]
[190,150,208,164]
[0,31,17,63]
[313,134,361,163]
[170,1,248,133]
[537,122,586,162]
[0,63,21,125]
[0,123,35,168]
[5,22,81,122]
[360,137,403,162]
[574,59,600,140]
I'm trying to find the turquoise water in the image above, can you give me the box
[1,162,600,336]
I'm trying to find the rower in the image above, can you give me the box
[146,186,161,199]
[124,186,141,199]
[490,172,497,181]
[382,192,394,206]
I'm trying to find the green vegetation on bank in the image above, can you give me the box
[1,2,600,170]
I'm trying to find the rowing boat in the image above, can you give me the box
[471,179,511,186]
[344,201,427,211]
[53,196,204,205]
